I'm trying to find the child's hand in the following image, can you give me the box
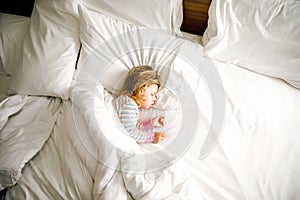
[153,132,166,143]
[152,116,165,127]
[136,121,143,129]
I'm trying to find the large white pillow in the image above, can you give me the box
[83,0,183,35]
[8,0,81,100]
[202,0,300,89]
[0,14,29,75]
[76,5,139,72]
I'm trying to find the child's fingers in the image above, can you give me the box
[159,133,166,140]
[159,116,165,126]
[154,132,166,143]
[153,116,164,127]
[136,122,142,128]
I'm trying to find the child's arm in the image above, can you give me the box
[116,96,155,143]
[136,120,166,143]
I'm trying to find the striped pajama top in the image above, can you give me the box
[113,95,155,143]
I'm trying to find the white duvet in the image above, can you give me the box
[1,50,300,200]
[183,60,300,200]
[1,13,300,200]
[0,86,193,199]
[1,0,300,198]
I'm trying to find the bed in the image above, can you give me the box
[1,0,300,199]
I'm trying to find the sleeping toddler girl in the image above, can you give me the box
[113,65,165,143]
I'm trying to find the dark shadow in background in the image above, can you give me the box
[0,0,34,17]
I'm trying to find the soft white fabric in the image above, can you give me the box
[0,14,29,75]
[74,84,190,199]
[4,100,96,199]
[2,94,189,199]
[2,28,300,199]
[0,96,61,190]
[8,0,81,99]
[0,56,2,69]
[0,74,10,95]
[75,5,139,72]
[83,0,183,35]
[2,1,300,198]
[181,31,203,45]
[0,14,29,95]
[213,60,300,200]
[202,0,300,89]
[4,56,300,199]
[0,95,28,130]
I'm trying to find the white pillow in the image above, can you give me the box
[76,5,140,72]
[0,14,30,75]
[202,0,300,89]
[83,0,183,35]
[8,0,81,100]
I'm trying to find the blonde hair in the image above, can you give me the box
[120,65,161,108]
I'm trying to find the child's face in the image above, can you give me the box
[140,84,158,109]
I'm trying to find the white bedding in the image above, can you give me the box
[2,37,300,199]
[203,0,300,89]
[1,0,300,199]
[1,50,300,199]
[0,91,189,199]
[183,60,300,200]
[0,74,9,99]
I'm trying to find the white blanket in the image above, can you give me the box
[0,96,61,190]
[0,93,190,199]
[1,24,300,200]
[1,59,300,199]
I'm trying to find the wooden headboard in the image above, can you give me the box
[0,0,211,36]
[181,0,212,36]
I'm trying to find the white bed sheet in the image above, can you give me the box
[1,26,300,200]
[181,31,203,46]
[2,55,299,199]
[183,59,300,200]
[215,61,300,200]
[2,61,299,200]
